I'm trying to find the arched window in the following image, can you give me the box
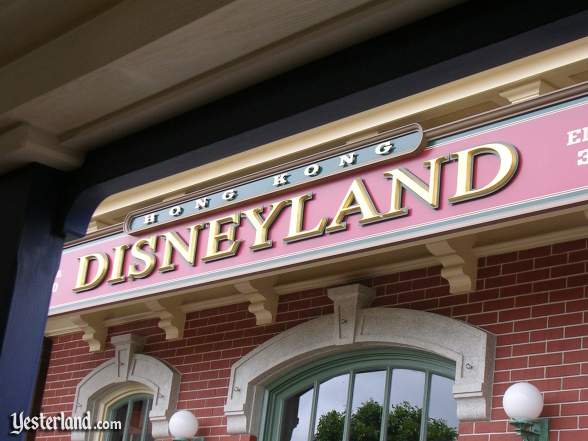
[105,394,154,441]
[224,285,495,438]
[71,334,180,441]
[261,348,458,441]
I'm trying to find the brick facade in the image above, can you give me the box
[35,238,588,441]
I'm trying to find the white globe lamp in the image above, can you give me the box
[168,410,202,441]
[503,382,543,419]
[502,382,548,441]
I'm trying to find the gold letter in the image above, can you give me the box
[448,143,518,204]
[326,178,382,233]
[73,253,109,292]
[284,193,327,243]
[128,236,158,280]
[383,155,448,218]
[243,200,291,250]
[202,213,241,262]
[108,244,129,284]
[159,224,204,272]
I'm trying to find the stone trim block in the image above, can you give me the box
[224,284,495,435]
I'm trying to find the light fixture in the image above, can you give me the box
[502,382,549,441]
[168,410,204,441]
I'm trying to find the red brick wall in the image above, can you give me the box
[35,238,588,441]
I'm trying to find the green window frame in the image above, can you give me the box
[260,347,457,441]
[105,393,154,441]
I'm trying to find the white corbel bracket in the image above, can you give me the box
[235,278,278,325]
[71,313,107,352]
[426,237,477,294]
[145,298,186,340]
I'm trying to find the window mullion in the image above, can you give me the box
[140,398,151,441]
[306,380,320,441]
[273,395,284,441]
[419,371,432,441]
[105,407,115,441]
[121,399,134,441]
[379,368,392,441]
[341,371,355,441]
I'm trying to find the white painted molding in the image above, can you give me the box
[474,223,588,257]
[234,277,279,325]
[276,256,439,295]
[224,284,495,435]
[71,334,180,441]
[181,293,246,313]
[426,237,477,294]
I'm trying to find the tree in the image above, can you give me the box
[314,410,344,441]
[386,401,422,441]
[312,400,457,441]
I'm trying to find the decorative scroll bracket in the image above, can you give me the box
[71,313,108,352]
[426,237,477,294]
[145,298,186,340]
[234,277,279,325]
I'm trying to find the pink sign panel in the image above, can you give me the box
[50,95,588,315]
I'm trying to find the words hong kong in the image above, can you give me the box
[73,142,518,293]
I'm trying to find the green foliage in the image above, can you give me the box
[387,401,421,441]
[312,401,457,441]
[314,410,344,441]
[350,400,382,441]
[426,416,459,441]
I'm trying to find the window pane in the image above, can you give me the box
[143,400,154,441]
[427,375,458,441]
[350,371,386,441]
[107,396,153,441]
[280,387,314,441]
[313,374,349,441]
[388,369,425,441]
[128,399,151,441]
[108,403,129,441]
